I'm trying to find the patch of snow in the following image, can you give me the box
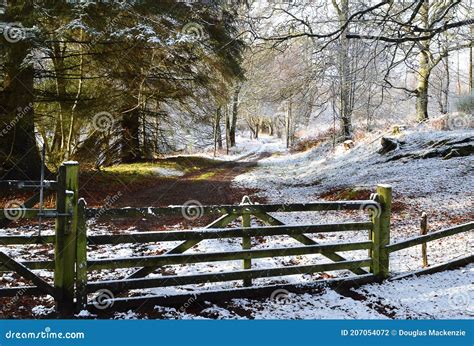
[354,264,474,319]
[76,310,95,318]
[31,305,55,316]
[114,310,144,320]
[151,167,185,177]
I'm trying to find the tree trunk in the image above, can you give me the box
[51,41,67,156]
[67,29,85,159]
[470,2,473,93]
[0,1,43,179]
[335,0,353,140]
[285,101,292,148]
[225,106,230,154]
[470,42,473,93]
[416,70,430,122]
[213,107,223,155]
[216,111,223,149]
[457,51,462,95]
[230,86,239,147]
[416,1,431,122]
[442,54,449,114]
[248,119,257,139]
[416,45,431,121]
[121,109,140,163]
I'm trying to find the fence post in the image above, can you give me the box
[420,212,428,267]
[370,184,392,279]
[54,161,79,316]
[242,211,252,287]
[75,198,88,313]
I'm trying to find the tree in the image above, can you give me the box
[245,0,472,127]
[229,85,240,147]
[345,0,472,121]
[0,0,43,179]
[1,1,245,175]
[333,0,353,139]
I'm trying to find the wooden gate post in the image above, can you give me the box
[75,198,88,312]
[242,211,252,287]
[370,184,392,279]
[54,161,79,316]
[420,213,429,267]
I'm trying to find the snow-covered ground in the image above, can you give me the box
[232,128,473,268]
[235,129,473,211]
[164,134,287,163]
[0,127,472,319]
[155,263,474,320]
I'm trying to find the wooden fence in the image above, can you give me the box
[0,161,472,315]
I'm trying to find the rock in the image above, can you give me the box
[443,144,474,159]
[378,137,399,154]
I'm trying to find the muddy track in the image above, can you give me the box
[82,152,272,231]
[120,152,271,207]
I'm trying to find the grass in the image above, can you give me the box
[81,156,223,185]
[76,155,232,207]
[192,169,227,181]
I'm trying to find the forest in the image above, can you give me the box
[0,0,472,322]
[0,0,471,179]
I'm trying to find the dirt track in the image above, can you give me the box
[80,152,270,209]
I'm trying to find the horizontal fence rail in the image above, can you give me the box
[0,222,372,246]
[0,286,46,297]
[87,259,373,292]
[85,201,380,219]
[87,241,373,271]
[0,260,54,272]
[87,222,373,245]
[0,209,72,220]
[93,274,379,311]
[386,222,474,253]
[0,235,55,245]
[0,180,58,190]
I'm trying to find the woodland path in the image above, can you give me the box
[130,151,272,207]
[78,150,273,214]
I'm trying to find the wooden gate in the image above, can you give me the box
[1,161,473,316]
[0,162,78,315]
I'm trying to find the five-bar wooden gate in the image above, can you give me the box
[0,162,472,316]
